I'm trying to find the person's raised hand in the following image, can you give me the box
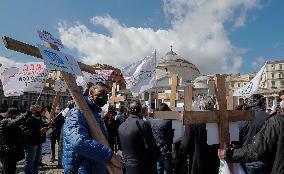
[110,153,123,169]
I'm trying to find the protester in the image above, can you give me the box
[141,105,150,121]
[62,82,122,173]
[115,105,128,151]
[218,90,284,173]
[238,94,269,173]
[50,106,65,163]
[23,105,52,174]
[104,105,118,151]
[118,100,159,174]
[179,101,220,174]
[115,105,127,127]
[0,108,30,174]
[150,103,174,174]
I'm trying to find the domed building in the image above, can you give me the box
[156,46,201,87]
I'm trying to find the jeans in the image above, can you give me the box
[24,145,42,174]
[157,156,173,174]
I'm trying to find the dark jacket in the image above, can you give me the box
[226,114,284,174]
[180,123,220,174]
[50,112,65,139]
[62,95,113,174]
[0,113,31,161]
[115,112,126,127]
[149,119,173,157]
[239,106,269,145]
[25,115,47,146]
[238,106,269,173]
[118,114,159,174]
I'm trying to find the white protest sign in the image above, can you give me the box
[38,44,82,75]
[206,122,240,145]
[54,79,67,92]
[0,62,49,96]
[76,70,114,88]
[37,30,64,48]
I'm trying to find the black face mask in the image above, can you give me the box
[93,93,108,108]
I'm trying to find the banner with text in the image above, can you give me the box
[0,62,49,96]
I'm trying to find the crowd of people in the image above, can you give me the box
[0,82,283,174]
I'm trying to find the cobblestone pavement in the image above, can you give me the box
[16,140,64,174]
[16,153,64,174]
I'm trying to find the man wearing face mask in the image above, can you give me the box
[218,90,284,173]
[62,82,122,174]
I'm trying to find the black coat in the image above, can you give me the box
[149,119,173,157]
[0,113,31,161]
[180,123,220,174]
[118,114,159,174]
[50,113,65,139]
[239,106,268,146]
[226,114,284,174]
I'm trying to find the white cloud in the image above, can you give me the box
[0,56,15,66]
[57,0,262,74]
[251,56,265,69]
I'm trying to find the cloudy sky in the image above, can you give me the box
[0,0,283,74]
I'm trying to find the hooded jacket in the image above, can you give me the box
[62,95,113,174]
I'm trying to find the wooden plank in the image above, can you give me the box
[50,91,60,118]
[214,74,229,149]
[183,111,219,124]
[114,95,126,103]
[226,92,234,111]
[111,83,116,105]
[184,85,193,111]
[170,74,178,108]
[228,110,255,122]
[154,111,182,120]
[2,36,98,74]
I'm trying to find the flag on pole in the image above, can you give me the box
[233,62,267,97]
[122,52,156,96]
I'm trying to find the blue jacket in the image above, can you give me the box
[62,96,113,174]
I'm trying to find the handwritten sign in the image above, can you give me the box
[37,30,64,48]
[38,44,82,75]
[0,62,49,96]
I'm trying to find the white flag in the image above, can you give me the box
[122,53,156,96]
[233,63,266,97]
[0,62,49,96]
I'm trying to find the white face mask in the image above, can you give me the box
[280,100,284,109]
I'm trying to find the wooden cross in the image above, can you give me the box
[111,82,125,105]
[155,74,255,149]
[2,33,122,174]
[157,74,183,108]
